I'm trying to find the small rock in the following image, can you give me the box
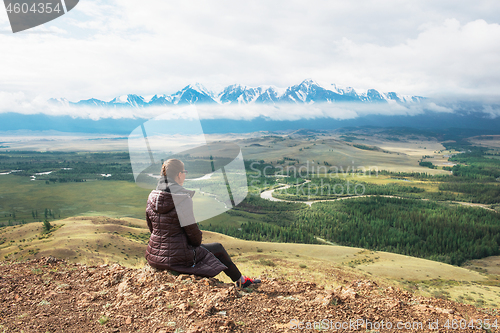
[178,302,192,312]
[187,327,202,333]
[313,293,338,306]
[117,279,130,296]
[338,288,358,301]
[389,300,401,309]
[203,305,218,316]
[136,272,148,284]
[45,256,58,264]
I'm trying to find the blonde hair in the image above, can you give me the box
[160,159,184,181]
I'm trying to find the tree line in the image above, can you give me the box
[296,197,500,266]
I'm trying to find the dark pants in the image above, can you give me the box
[201,242,241,282]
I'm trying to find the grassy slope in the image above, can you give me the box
[1,216,500,308]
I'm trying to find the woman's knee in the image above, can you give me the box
[211,242,225,252]
[202,242,225,253]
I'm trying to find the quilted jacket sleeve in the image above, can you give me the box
[183,223,202,247]
[146,212,153,233]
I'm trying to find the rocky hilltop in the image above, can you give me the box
[2,257,498,332]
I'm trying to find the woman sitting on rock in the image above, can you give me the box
[145,158,260,288]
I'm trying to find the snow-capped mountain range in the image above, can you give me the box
[50,79,424,108]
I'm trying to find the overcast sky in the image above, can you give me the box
[1,0,500,116]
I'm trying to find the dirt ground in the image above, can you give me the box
[1,257,499,332]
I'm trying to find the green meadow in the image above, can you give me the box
[0,174,150,224]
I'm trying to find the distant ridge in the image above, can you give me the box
[49,79,424,108]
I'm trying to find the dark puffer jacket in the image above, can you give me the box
[145,182,227,277]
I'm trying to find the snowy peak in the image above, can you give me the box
[255,86,283,104]
[48,98,70,107]
[186,83,213,97]
[218,84,262,104]
[109,94,146,107]
[361,89,387,103]
[385,92,424,103]
[148,94,173,106]
[283,80,362,104]
[174,84,216,105]
[297,79,319,91]
[55,81,424,108]
[72,98,108,107]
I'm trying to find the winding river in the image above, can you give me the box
[260,180,496,211]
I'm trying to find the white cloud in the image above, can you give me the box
[483,105,500,118]
[0,92,453,121]
[0,0,500,106]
